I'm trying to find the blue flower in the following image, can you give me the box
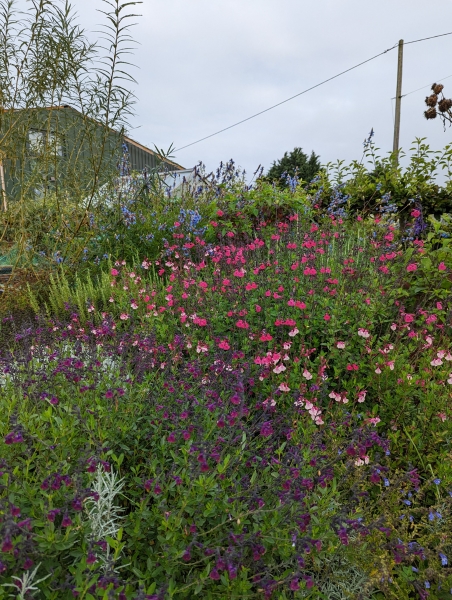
[434,478,441,485]
[440,553,448,566]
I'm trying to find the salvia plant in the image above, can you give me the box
[0,198,451,598]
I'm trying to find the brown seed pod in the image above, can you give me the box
[432,83,444,94]
[425,94,438,107]
[424,107,437,120]
[438,98,452,113]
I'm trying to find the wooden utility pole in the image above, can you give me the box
[392,39,404,164]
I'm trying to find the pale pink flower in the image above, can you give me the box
[437,412,447,422]
[445,353,452,361]
[336,341,346,349]
[273,363,286,374]
[431,358,443,367]
[288,327,299,337]
[279,382,290,392]
[357,390,367,403]
[302,369,313,380]
[390,323,397,331]
[358,328,370,338]
[375,367,382,374]
[119,313,129,320]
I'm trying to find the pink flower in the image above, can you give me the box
[273,363,286,374]
[404,314,414,323]
[233,268,246,278]
[365,416,381,426]
[323,313,331,321]
[358,328,370,338]
[119,313,129,320]
[411,209,421,218]
[174,221,181,227]
[431,358,443,367]
[438,262,447,271]
[218,340,230,350]
[302,369,313,380]
[110,268,119,276]
[235,320,249,329]
[406,263,417,272]
[288,327,299,337]
[437,412,447,422]
[259,332,273,342]
[357,390,367,403]
[336,341,345,349]
[217,209,224,217]
[226,231,234,238]
[279,382,290,392]
[255,305,262,312]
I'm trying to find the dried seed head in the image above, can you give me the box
[425,94,438,107]
[424,107,437,120]
[432,83,444,95]
[438,98,452,113]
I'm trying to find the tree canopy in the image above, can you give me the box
[266,147,321,187]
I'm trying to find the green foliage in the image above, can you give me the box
[0,0,140,270]
[266,148,321,187]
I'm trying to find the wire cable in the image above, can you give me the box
[404,31,452,45]
[174,31,452,153]
[391,73,452,99]
[174,42,399,152]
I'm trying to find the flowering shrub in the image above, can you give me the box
[2,176,452,598]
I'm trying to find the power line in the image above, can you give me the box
[174,30,452,153]
[391,73,452,99]
[174,43,399,152]
[404,30,452,45]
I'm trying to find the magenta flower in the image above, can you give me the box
[1,537,13,552]
[4,431,23,444]
[62,514,72,527]
[260,422,273,437]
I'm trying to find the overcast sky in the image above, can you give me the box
[71,0,452,175]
